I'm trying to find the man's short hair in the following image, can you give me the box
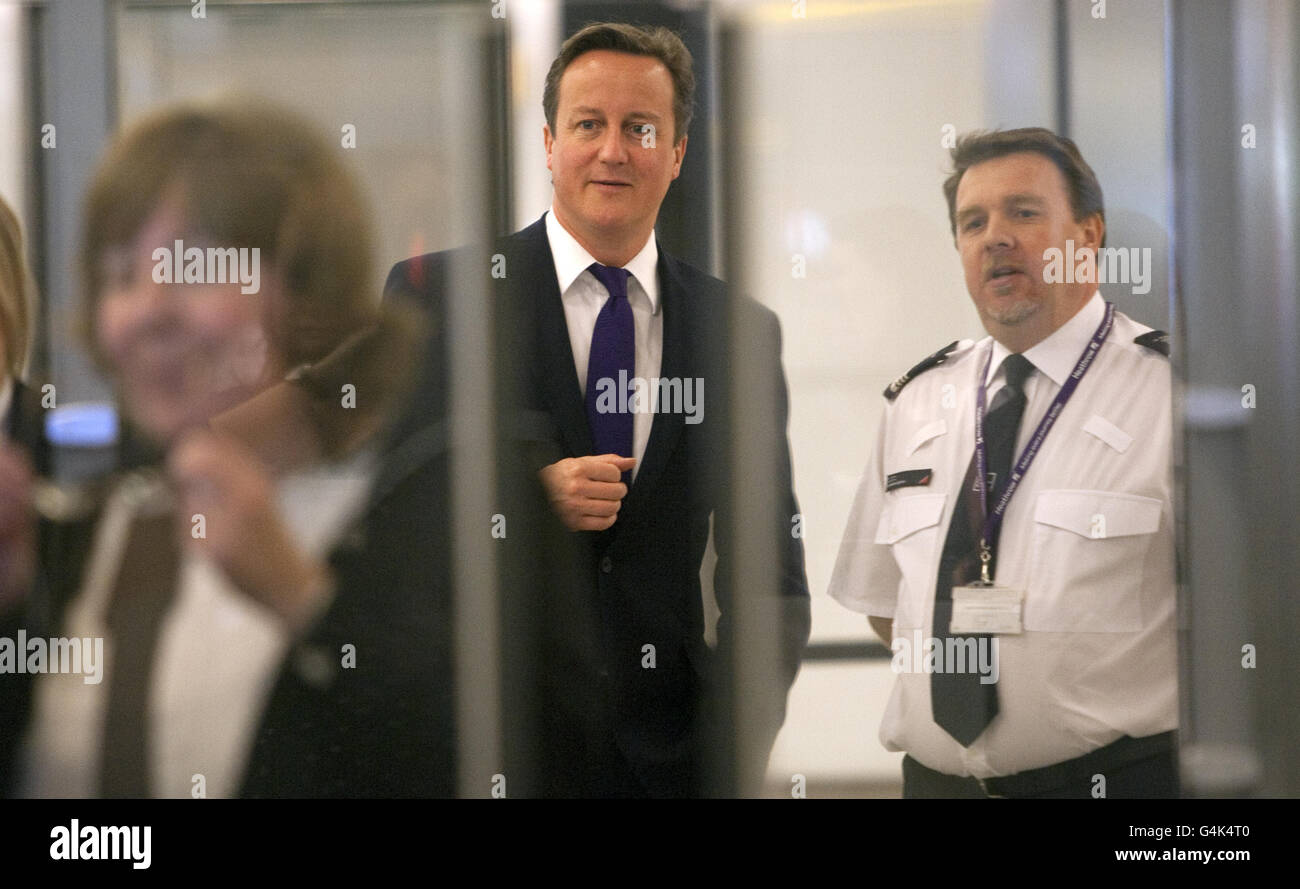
[943,127,1106,245]
[543,22,695,144]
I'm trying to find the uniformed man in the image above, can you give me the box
[829,127,1177,798]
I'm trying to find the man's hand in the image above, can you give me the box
[169,430,331,633]
[538,454,636,531]
[0,444,35,612]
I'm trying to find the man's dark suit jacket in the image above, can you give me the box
[384,214,811,797]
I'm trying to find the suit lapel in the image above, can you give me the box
[621,252,689,514]
[514,218,692,505]
[510,217,593,457]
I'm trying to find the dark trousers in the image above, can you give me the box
[902,733,1179,799]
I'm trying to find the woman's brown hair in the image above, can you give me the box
[80,97,377,370]
[0,194,34,378]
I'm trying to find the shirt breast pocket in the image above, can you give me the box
[1024,489,1163,632]
[874,492,946,629]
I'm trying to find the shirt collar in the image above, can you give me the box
[987,290,1106,387]
[545,207,660,313]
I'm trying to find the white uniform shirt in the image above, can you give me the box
[545,208,662,480]
[829,292,1177,778]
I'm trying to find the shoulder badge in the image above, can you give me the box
[1134,330,1170,356]
[883,340,963,401]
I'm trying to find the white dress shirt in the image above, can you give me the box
[545,209,662,480]
[828,292,1177,778]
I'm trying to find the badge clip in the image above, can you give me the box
[977,539,994,586]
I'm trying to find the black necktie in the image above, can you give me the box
[930,353,1034,747]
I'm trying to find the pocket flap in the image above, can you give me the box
[907,419,948,456]
[875,492,947,544]
[1082,414,1134,453]
[1033,490,1162,539]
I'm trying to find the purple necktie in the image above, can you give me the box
[585,263,634,486]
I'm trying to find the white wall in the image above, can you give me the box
[508,0,562,229]
[117,2,495,279]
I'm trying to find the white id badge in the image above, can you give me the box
[950,584,1024,635]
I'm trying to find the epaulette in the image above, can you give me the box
[1134,330,1170,356]
[883,340,964,401]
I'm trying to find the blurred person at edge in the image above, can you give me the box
[0,194,48,601]
[0,99,453,797]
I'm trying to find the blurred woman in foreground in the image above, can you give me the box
[0,194,47,605]
[0,99,452,797]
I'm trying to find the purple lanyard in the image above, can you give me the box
[972,301,1116,583]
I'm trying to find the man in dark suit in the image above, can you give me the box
[385,22,810,797]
